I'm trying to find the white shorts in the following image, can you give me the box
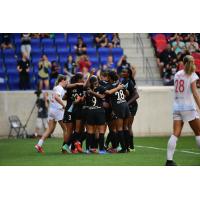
[48,108,64,122]
[173,110,199,122]
[36,118,48,129]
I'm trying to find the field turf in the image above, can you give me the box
[0,136,199,166]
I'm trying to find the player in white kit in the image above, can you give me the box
[166,55,200,165]
[35,75,67,153]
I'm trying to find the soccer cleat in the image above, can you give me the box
[74,141,83,153]
[99,150,107,154]
[165,160,177,166]
[129,148,136,152]
[61,144,71,154]
[35,144,44,153]
[90,148,98,154]
[107,147,117,153]
[71,148,79,154]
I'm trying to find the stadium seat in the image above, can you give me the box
[55,37,67,45]
[87,48,97,57]
[2,48,15,56]
[195,59,200,73]
[112,48,123,57]
[90,57,99,68]
[41,38,54,48]
[98,48,111,57]
[57,47,70,55]
[43,47,56,54]
[153,33,166,42]
[192,52,200,59]
[0,76,7,90]
[55,33,65,39]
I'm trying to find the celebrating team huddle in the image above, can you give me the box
[35,67,139,154]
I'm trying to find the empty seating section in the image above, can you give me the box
[0,33,124,90]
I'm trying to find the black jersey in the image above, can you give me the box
[121,78,136,103]
[85,86,106,108]
[106,82,127,106]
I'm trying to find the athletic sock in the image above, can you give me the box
[124,130,130,150]
[91,134,96,149]
[86,133,92,150]
[112,132,118,149]
[167,134,178,161]
[118,131,126,150]
[81,132,87,143]
[129,135,134,149]
[99,133,105,151]
[105,132,112,147]
[94,135,99,149]
[195,136,200,148]
[38,139,44,147]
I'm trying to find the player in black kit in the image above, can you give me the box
[105,71,130,153]
[121,67,139,151]
[85,75,107,154]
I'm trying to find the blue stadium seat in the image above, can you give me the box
[47,55,58,62]
[55,33,65,39]
[100,56,108,65]
[56,43,68,50]
[55,37,67,45]
[68,37,78,45]
[0,76,7,90]
[2,48,15,56]
[112,48,123,57]
[113,56,121,63]
[43,47,56,54]
[57,47,70,56]
[4,58,17,67]
[41,39,54,48]
[98,48,111,57]
[31,38,41,45]
[87,48,97,57]
[32,56,41,64]
[90,57,99,68]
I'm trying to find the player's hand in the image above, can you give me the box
[76,83,84,86]
[117,84,124,90]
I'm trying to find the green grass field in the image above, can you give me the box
[0,136,200,166]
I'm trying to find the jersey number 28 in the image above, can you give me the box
[175,80,184,93]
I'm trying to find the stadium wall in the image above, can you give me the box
[0,87,193,138]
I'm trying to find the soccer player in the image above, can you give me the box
[105,71,130,153]
[121,67,139,151]
[35,75,67,153]
[166,55,200,166]
[85,75,106,154]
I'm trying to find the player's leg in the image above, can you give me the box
[128,116,135,151]
[98,124,106,154]
[86,124,95,153]
[188,118,200,148]
[116,118,126,153]
[123,117,130,151]
[35,120,57,153]
[166,120,184,165]
[73,119,83,152]
[44,79,49,90]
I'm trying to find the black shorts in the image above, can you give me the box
[73,106,84,120]
[129,103,138,117]
[105,108,112,123]
[63,110,73,123]
[112,102,130,119]
[86,108,106,125]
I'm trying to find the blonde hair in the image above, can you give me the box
[55,74,66,86]
[183,55,196,75]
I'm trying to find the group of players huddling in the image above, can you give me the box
[35,66,139,154]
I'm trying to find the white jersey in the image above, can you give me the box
[49,85,66,110]
[173,70,199,112]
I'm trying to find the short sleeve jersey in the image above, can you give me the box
[106,83,126,106]
[85,86,106,107]
[50,85,65,109]
[173,70,199,111]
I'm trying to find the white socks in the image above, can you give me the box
[38,139,44,147]
[195,136,200,148]
[167,135,178,161]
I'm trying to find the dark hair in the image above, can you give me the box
[70,75,77,84]
[55,74,66,86]
[74,72,84,82]
[108,71,119,82]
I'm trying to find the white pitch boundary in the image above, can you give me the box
[135,145,200,156]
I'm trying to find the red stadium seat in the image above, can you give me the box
[192,52,200,59]
[195,59,200,73]
[153,34,166,42]
[155,40,167,53]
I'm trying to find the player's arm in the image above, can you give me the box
[66,83,84,89]
[127,88,139,105]
[54,94,65,109]
[87,90,105,99]
[191,81,200,109]
[105,84,124,95]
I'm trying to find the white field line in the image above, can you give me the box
[135,145,200,156]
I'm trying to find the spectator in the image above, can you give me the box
[31,33,40,38]
[50,60,60,81]
[34,91,49,137]
[63,55,77,78]
[186,35,199,53]
[82,67,90,81]
[157,44,177,77]
[94,33,108,48]
[0,33,13,49]
[117,55,131,74]
[21,33,31,59]
[163,64,174,86]
[110,33,120,48]
[77,55,91,72]
[74,37,87,56]
[172,35,186,54]
[40,33,50,38]
[17,52,30,90]
[102,55,116,71]
[38,55,52,90]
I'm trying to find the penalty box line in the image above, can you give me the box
[135,145,200,156]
